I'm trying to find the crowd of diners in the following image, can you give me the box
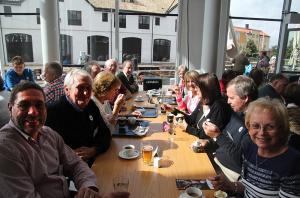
[0,55,299,197]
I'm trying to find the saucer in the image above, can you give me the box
[134,98,144,102]
[118,149,140,160]
[179,192,205,198]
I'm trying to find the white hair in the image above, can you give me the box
[104,59,117,68]
[64,68,92,88]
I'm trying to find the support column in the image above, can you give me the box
[201,0,221,73]
[40,0,60,68]
[115,0,120,62]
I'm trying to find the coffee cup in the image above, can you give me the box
[214,190,228,198]
[182,187,202,198]
[122,144,135,157]
[128,117,137,125]
[118,117,127,126]
[175,113,184,123]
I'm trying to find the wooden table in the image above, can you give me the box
[92,94,217,198]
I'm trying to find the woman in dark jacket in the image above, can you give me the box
[180,73,231,139]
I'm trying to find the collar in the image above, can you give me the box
[48,75,65,85]
[9,120,41,143]
[65,96,84,112]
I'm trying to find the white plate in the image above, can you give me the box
[179,192,205,198]
[118,149,140,160]
[132,126,149,136]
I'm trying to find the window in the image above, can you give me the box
[155,17,160,26]
[60,34,72,64]
[102,13,108,22]
[67,10,82,26]
[119,15,126,28]
[153,39,171,62]
[87,36,109,61]
[175,19,177,32]
[4,6,12,17]
[36,8,40,24]
[139,16,150,29]
[5,33,34,62]
[59,0,64,2]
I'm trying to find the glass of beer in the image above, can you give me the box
[141,142,153,165]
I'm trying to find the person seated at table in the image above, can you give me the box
[258,73,288,103]
[46,69,111,167]
[105,58,118,74]
[4,56,35,91]
[117,60,139,94]
[178,73,231,139]
[206,98,300,197]
[83,61,102,80]
[284,82,300,152]
[92,71,126,133]
[219,69,236,98]
[174,64,188,98]
[201,75,257,182]
[42,61,65,104]
[168,70,200,114]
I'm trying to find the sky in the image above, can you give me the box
[230,0,300,48]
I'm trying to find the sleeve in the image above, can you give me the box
[4,70,16,91]
[216,133,251,167]
[0,144,42,198]
[55,131,98,190]
[207,101,231,131]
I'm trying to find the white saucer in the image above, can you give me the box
[118,149,140,160]
[134,98,144,102]
[179,192,205,198]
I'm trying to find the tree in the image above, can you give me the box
[244,39,258,57]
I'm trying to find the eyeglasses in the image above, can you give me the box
[249,123,277,132]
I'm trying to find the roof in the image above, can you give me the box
[86,0,178,14]
[234,26,270,37]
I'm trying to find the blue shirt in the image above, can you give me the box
[4,68,35,91]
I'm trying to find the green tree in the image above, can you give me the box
[245,39,258,57]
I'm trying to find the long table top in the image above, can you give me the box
[92,93,217,198]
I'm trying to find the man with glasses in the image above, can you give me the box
[45,69,111,167]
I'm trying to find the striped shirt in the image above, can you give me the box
[241,142,300,198]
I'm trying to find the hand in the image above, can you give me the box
[162,104,174,112]
[101,192,130,198]
[198,139,209,148]
[76,187,100,198]
[207,174,234,192]
[115,94,126,107]
[173,85,180,95]
[131,110,142,117]
[74,147,97,161]
[202,121,221,138]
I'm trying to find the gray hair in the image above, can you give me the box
[83,61,101,75]
[177,64,188,73]
[104,59,117,68]
[64,68,92,88]
[227,75,258,101]
[45,61,63,77]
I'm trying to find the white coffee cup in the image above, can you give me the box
[181,187,202,198]
[122,144,135,157]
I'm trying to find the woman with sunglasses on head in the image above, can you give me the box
[204,98,300,197]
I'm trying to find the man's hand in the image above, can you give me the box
[76,187,100,198]
[202,121,221,138]
[207,174,234,192]
[74,147,97,161]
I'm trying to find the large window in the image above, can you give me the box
[67,10,82,26]
[60,34,72,64]
[153,39,171,62]
[122,37,141,63]
[87,36,109,61]
[102,13,108,22]
[139,16,150,29]
[5,33,33,62]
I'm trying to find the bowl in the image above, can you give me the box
[118,117,127,126]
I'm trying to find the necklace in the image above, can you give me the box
[255,154,269,167]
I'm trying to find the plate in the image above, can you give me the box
[179,192,206,198]
[132,126,149,136]
[118,149,140,160]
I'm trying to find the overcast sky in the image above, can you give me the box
[230,0,300,48]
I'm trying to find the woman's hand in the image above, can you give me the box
[115,94,126,107]
[202,121,221,138]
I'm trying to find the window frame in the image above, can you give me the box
[4,6,12,17]
[139,15,150,29]
[67,10,82,26]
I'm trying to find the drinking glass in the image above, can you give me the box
[141,141,154,165]
[113,176,129,192]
